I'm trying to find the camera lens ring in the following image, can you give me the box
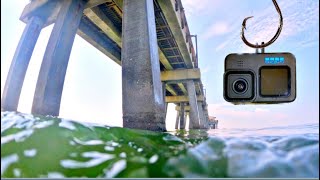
[232,79,248,94]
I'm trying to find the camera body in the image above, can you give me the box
[223,53,296,104]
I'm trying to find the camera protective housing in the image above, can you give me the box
[224,53,296,104]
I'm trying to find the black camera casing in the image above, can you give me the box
[224,53,296,104]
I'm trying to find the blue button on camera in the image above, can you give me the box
[265,57,285,64]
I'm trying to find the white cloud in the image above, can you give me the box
[207,103,289,129]
[203,22,232,39]
[182,0,221,18]
[213,0,319,53]
[215,41,229,51]
[254,108,270,113]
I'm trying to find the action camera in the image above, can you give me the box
[223,53,296,104]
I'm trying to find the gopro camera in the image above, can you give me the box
[223,53,296,104]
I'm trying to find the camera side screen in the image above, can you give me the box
[260,66,290,97]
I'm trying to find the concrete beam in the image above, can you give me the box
[177,83,188,95]
[122,0,166,131]
[77,18,121,65]
[161,68,201,82]
[158,47,182,96]
[32,0,87,116]
[157,0,193,68]
[159,48,173,70]
[165,95,204,103]
[1,16,44,111]
[20,0,117,26]
[113,0,123,9]
[20,0,61,27]
[83,1,182,97]
[85,0,112,9]
[165,84,177,96]
[83,7,122,46]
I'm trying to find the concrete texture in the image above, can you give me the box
[32,0,87,116]
[187,80,200,129]
[122,0,166,131]
[161,68,201,82]
[179,103,185,129]
[157,0,193,68]
[197,103,206,129]
[175,110,179,129]
[1,16,44,112]
[166,95,204,103]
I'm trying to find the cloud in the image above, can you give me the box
[201,66,211,74]
[203,22,232,39]
[182,0,221,18]
[216,41,229,51]
[212,0,319,53]
[254,108,270,113]
[207,103,289,128]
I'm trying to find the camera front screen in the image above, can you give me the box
[260,67,290,97]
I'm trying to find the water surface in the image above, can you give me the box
[1,111,319,178]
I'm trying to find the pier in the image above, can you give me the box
[208,116,219,129]
[1,0,215,131]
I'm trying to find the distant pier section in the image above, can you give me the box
[208,117,219,129]
[2,0,217,131]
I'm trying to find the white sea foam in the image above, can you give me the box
[1,154,19,175]
[60,151,114,169]
[104,160,126,178]
[24,149,37,157]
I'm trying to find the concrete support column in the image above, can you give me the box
[164,102,168,119]
[175,110,179,129]
[32,0,87,116]
[122,0,166,131]
[163,82,168,120]
[1,16,44,111]
[197,103,206,129]
[204,107,209,128]
[186,80,200,129]
[179,103,185,129]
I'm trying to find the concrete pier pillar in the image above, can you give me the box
[204,107,209,128]
[179,103,185,129]
[164,102,168,120]
[185,112,190,129]
[205,106,210,127]
[197,103,206,129]
[122,0,166,131]
[1,16,44,111]
[186,80,200,129]
[32,0,87,116]
[175,110,179,129]
[163,83,168,120]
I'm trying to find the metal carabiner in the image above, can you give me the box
[241,0,283,49]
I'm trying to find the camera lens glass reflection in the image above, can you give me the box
[233,79,248,94]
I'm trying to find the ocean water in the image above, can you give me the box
[1,111,319,178]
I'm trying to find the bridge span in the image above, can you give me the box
[2,0,212,131]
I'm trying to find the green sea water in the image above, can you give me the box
[1,111,319,178]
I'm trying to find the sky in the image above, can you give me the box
[1,0,319,131]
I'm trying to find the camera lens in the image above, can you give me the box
[232,79,248,94]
